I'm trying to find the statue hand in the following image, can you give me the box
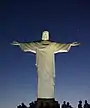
[11,41,20,46]
[71,42,80,46]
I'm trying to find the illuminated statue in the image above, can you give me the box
[11,31,80,99]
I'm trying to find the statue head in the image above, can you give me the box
[42,31,49,40]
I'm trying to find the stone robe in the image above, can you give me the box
[19,40,71,99]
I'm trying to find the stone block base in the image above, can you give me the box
[29,98,60,108]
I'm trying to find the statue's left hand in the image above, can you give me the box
[71,42,80,46]
[11,41,20,46]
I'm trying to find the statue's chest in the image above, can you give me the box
[37,46,53,54]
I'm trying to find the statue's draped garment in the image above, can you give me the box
[19,40,71,98]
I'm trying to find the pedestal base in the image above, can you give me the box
[29,98,60,108]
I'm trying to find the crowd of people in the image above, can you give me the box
[17,100,90,108]
[61,100,90,108]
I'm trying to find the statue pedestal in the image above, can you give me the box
[29,98,60,108]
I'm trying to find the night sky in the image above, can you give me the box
[0,0,90,108]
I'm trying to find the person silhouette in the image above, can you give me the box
[84,100,89,108]
[21,103,27,108]
[78,100,82,108]
[17,105,22,108]
[66,102,72,108]
[29,102,35,108]
[62,101,67,108]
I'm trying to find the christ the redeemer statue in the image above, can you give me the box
[11,31,80,99]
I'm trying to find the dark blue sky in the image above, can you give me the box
[0,0,90,108]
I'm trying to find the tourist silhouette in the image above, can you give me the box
[78,100,82,108]
[84,100,90,108]
[58,103,60,108]
[21,103,27,108]
[29,102,35,108]
[56,102,60,108]
[17,105,22,108]
[62,101,67,108]
[66,102,72,108]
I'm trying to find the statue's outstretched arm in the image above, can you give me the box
[54,41,80,54]
[11,41,36,53]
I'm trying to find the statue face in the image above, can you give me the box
[42,31,49,40]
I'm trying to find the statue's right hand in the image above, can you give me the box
[11,41,20,46]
